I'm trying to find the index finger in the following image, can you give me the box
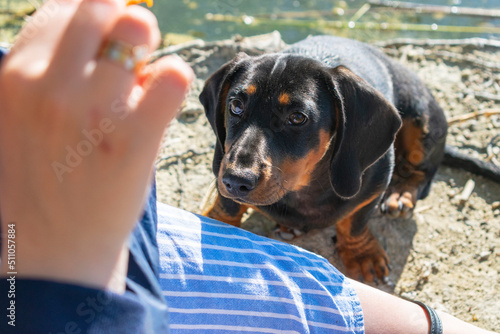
[46,0,125,85]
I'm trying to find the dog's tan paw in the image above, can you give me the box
[380,191,415,218]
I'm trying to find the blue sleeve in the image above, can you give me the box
[0,279,147,333]
[0,184,169,333]
[0,47,7,61]
[156,203,365,334]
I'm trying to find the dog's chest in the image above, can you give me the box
[260,187,347,231]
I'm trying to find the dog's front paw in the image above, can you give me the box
[274,225,304,241]
[380,190,415,218]
[336,229,390,283]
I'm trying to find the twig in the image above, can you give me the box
[375,38,500,49]
[155,148,212,168]
[0,8,35,17]
[350,3,371,23]
[456,179,475,204]
[414,204,433,214]
[151,31,285,62]
[447,109,500,125]
[176,159,185,210]
[255,9,345,20]
[467,92,500,103]
[368,0,500,19]
[381,47,500,71]
[424,50,500,71]
[205,14,500,34]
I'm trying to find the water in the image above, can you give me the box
[1,0,499,44]
[150,0,500,43]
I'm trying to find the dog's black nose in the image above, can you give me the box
[222,170,257,198]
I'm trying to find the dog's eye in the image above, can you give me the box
[229,99,244,116]
[288,112,308,125]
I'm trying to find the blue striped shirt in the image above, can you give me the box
[157,203,365,334]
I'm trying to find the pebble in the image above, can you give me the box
[468,139,482,148]
[468,120,479,131]
[455,134,466,144]
[278,231,295,241]
[492,201,500,210]
[478,251,491,262]
[461,69,472,80]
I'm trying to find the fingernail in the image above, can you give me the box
[169,54,194,82]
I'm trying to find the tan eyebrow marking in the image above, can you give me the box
[246,84,257,95]
[278,93,290,105]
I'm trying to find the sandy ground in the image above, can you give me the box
[154,33,499,331]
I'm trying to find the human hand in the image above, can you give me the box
[0,0,193,291]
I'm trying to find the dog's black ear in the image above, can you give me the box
[199,52,249,175]
[326,66,402,199]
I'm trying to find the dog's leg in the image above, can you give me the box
[382,99,447,218]
[381,169,425,218]
[335,193,389,283]
[202,193,249,227]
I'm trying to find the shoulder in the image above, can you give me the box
[156,202,365,333]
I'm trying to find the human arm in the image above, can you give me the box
[350,278,497,334]
[0,0,192,291]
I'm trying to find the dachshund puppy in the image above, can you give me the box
[200,36,447,282]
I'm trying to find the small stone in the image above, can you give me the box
[468,139,482,148]
[455,134,466,143]
[478,251,491,262]
[468,120,479,131]
[450,245,458,255]
[461,69,472,80]
[492,201,500,210]
[278,231,295,241]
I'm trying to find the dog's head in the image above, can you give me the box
[200,53,401,205]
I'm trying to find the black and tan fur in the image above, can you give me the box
[200,36,448,282]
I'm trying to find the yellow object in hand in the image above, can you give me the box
[126,0,153,7]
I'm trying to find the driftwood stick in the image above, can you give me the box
[468,92,500,103]
[368,0,500,19]
[0,8,35,16]
[456,179,476,204]
[256,9,345,19]
[350,3,371,22]
[382,47,500,71]
[205,14,500,34]
[375,38,500,49]
[447,109,500,125]
[425,50,500,71]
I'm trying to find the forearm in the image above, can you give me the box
[350,279,427,334]
[349,278,496,334]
